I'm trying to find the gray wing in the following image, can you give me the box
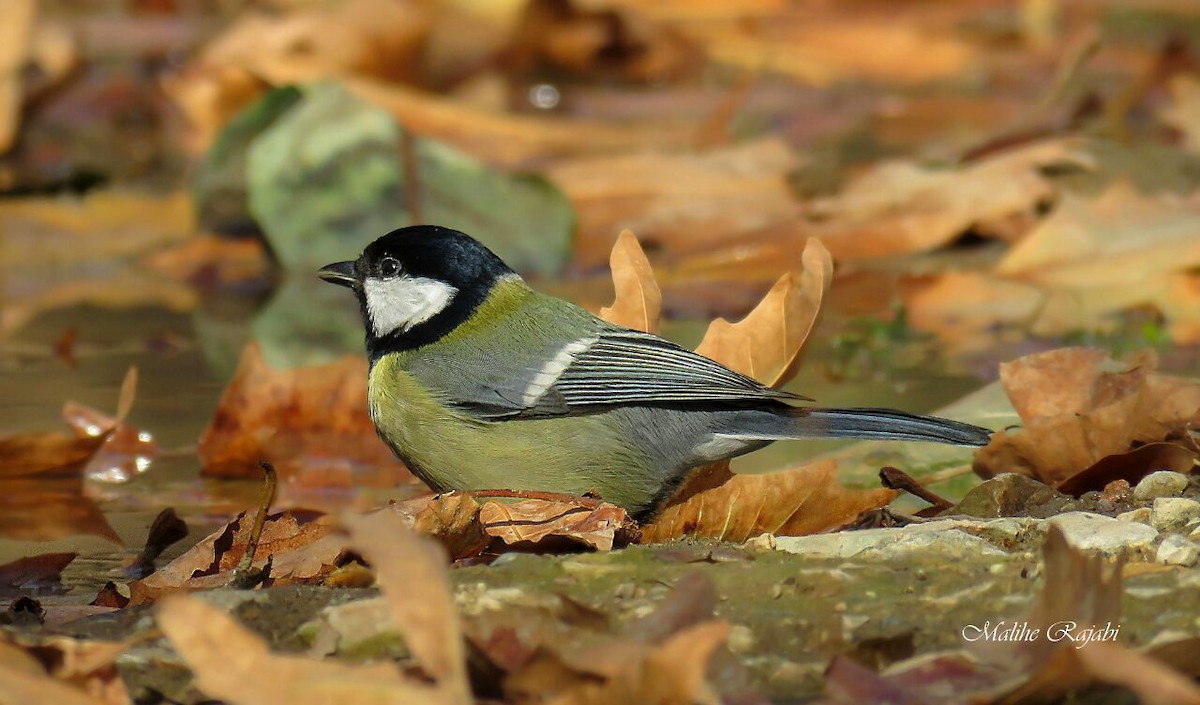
[442,327,806,420]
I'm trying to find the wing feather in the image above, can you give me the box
[488,328,804,418]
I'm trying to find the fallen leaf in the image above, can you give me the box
[164,0,434,147]
[157,596,446,705]
[348,76,696,169]
[0,631,130,705]
[0,368,138,479]
[140,232,269,285]
[478,498,639,551]
[389,493,490,560]
[0,191,194,263]
[340,509,470,699]
[1000,182,1200,341]
[641,459,898,543]
[807,139,1091,260]
[900,272,1045,352]
[197,343,412,482]
[1055,443,1197,497]
[128,510,348,604]
[695,237,832,387]
[508,0,698,82]
[0,647,113,705]
[598,230,661,334]
[972,347,1200,487]
[500,572,734,705]
[0,552,75,599]
[683,15,975,86]
[548,138,806,268]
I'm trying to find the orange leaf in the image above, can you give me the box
[478,499,638,551]
[198,343,411,483]
[598,230,662,334]
[640,459,897,543]
[973,347,1200,487]
[0,368,138,479]
[694,237,831,387]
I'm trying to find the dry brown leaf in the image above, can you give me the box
[340,510,470,700]
[0,632,130,705]
[508,0,698,82]
[695,237,832,387]
[1000,182,1200,339]
[478,498,638,551]
[548,138,805,267]
[683,17,974,86]
[0,0,35,153]
[0,368,137,479]
[597,230,661,334]
[157,596,447,705]
[641,459,898,543]
[0,552,75,597]
[198,343,412,482]
[481,571,733,703]
[973,348,1200,487]
[129,510,347,604]
[0,646,114,705]
[900,272,1046,353]
[0,191,194,263]
[141,233,269,285]
[164,0,433,147]
[809,139,1090,260]
[588,233,849,537]
[348,76,695,169]
[506,620,730,705]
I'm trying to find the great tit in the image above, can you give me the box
[319,225,991,519]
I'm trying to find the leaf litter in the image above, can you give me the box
[7,2,1200,703]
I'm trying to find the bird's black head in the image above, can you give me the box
[318,225,518,358]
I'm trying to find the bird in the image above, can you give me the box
[319,225,991,519]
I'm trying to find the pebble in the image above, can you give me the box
[1133,471,1191,501]
[1116,508,1152,523]
[1150,498,1200,531]
[1048,512,1159,558]
[1155,534,1200,567]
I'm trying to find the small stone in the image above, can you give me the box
[953,473,1068,518]
[1150,498,1200,531]
[745,533,777,551]
[1133,471,1191,501]
[727,624,756,653]
[1116,508,1152,523]
[1048,512,1159,558]
[772,526,1009,559]
[1191,524,1200,541]
[1155,535,1200,567]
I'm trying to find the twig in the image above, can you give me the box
[879,466,954,511]
[230,461,278,589]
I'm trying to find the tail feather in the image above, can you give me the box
[794,407,992,446]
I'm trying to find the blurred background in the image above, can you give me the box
[3,0,1200,572]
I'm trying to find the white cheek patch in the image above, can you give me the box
[364,276,458,337]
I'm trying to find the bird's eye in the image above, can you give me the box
[379,257,401,278]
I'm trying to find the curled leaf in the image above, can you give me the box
[694,237,832,387]
[598,229,661,334]
[641,459,898,543]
